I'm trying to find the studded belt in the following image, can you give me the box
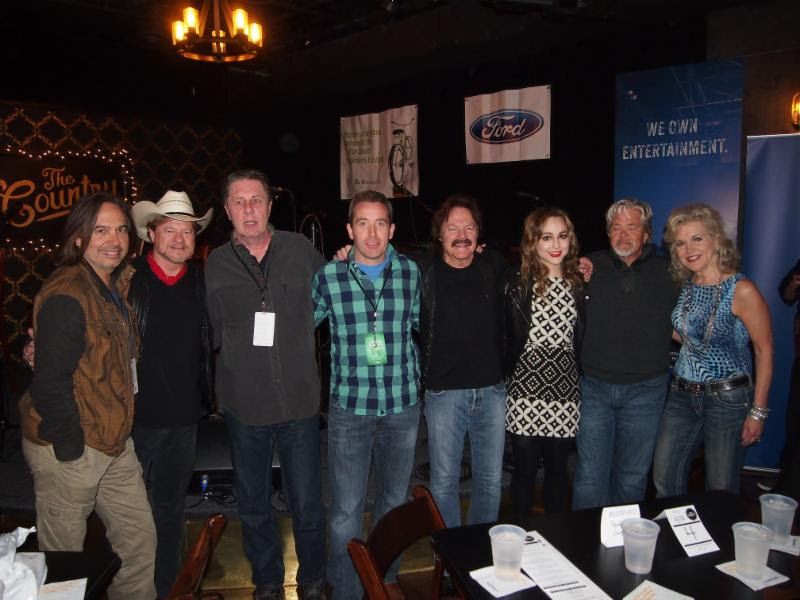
[673,374,751,394]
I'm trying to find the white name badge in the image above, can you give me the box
[253,312,276,347]
[654,504,719,557]
[130,358,138,394]
[600,504,640,547]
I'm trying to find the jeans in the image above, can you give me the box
[327,401,420,600]
[510,434,573,517]
[23,437,156,600]
[653,382,751,497]
[424,383,506,528]
[132,423,197,597]
[225,412,326,587]
[572,374,669,509]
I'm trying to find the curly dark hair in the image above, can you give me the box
[519,207,582,297]
[430,193,483,246]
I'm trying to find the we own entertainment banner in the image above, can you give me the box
[340,104,418,199]
[464,85,551,164]
[742,134,800,470]
[614,59,743,243]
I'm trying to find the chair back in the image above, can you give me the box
[347,485,447,600]
[166,513,227,600]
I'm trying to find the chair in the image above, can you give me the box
[347,485,460,600]
[166,513,227,600]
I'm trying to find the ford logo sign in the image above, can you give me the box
[469,110,544,144]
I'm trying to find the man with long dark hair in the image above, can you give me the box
[19,192,156,599]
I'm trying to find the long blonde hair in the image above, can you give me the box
[663,203,739,283]
[519,207,582,297]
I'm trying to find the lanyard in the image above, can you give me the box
[350,262,389,333]
[231,240,272,311]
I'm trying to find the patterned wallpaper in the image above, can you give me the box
[0,101,242,386]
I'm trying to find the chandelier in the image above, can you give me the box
[171,1,263,63]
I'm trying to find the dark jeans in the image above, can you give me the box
[653,382,751,497]
[510,434,573,518]
[225,411,326,588]
[327,402,420,600]
[572,374,669,509]
[132,423,197,598]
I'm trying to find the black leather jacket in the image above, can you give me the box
[503,269,587,379]
[418,249,507,379]
[128,255,215,413]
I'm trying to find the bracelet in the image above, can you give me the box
[748,405,770,422]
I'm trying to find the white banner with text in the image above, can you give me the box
[340,104,418,198]
[464,85,551,164]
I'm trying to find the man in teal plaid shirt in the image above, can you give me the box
[312,190,421,600]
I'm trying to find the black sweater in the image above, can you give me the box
[580,245,679,383]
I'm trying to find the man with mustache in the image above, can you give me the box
[571,198,678,509]
[19,193,156,599]
[333,193,506,530]
[418,194,507,529]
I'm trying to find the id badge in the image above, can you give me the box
[364,332,388,366]
[253,312,276,346]
[131,358,139,394]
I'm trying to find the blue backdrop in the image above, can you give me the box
[614,59,743,244]
[742,134,800,469]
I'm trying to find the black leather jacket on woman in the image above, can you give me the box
[503,268,587,379]
[128,254,215,413]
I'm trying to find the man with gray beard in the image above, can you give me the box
[571,198,679,509]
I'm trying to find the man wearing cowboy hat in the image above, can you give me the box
[129,189,215,598]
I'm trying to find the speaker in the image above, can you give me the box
[188,413,282,495]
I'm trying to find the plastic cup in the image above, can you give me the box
[621,518,660,574]
[760,493,798,545]
[488,524,525,580]
[732,522,773,580]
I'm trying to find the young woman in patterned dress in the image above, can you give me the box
[504,207,586,516]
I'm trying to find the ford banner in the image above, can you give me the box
[464,85,551,164]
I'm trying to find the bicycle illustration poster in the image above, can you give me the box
[340,103,418,199]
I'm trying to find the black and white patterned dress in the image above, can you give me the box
[506,277,580,438]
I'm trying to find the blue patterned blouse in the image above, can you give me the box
[672,273,751,382]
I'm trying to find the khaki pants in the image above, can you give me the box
[23,437,157,600]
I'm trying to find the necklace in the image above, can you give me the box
[680,280,723,352]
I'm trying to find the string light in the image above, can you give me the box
[2,146,138,255]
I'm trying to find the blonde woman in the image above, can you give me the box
[653,203,773,496]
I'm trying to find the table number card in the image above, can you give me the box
[654,504,719,557]
[600,504,640,547]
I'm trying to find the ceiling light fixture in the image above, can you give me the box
[171,1,263,63]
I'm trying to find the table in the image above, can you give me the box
[431,491,800,599]
[13,530,121,599]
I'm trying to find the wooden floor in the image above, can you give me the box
[194,504,445,599]
[193,470,775,599]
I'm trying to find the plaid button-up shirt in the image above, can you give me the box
[312,245,421,416]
